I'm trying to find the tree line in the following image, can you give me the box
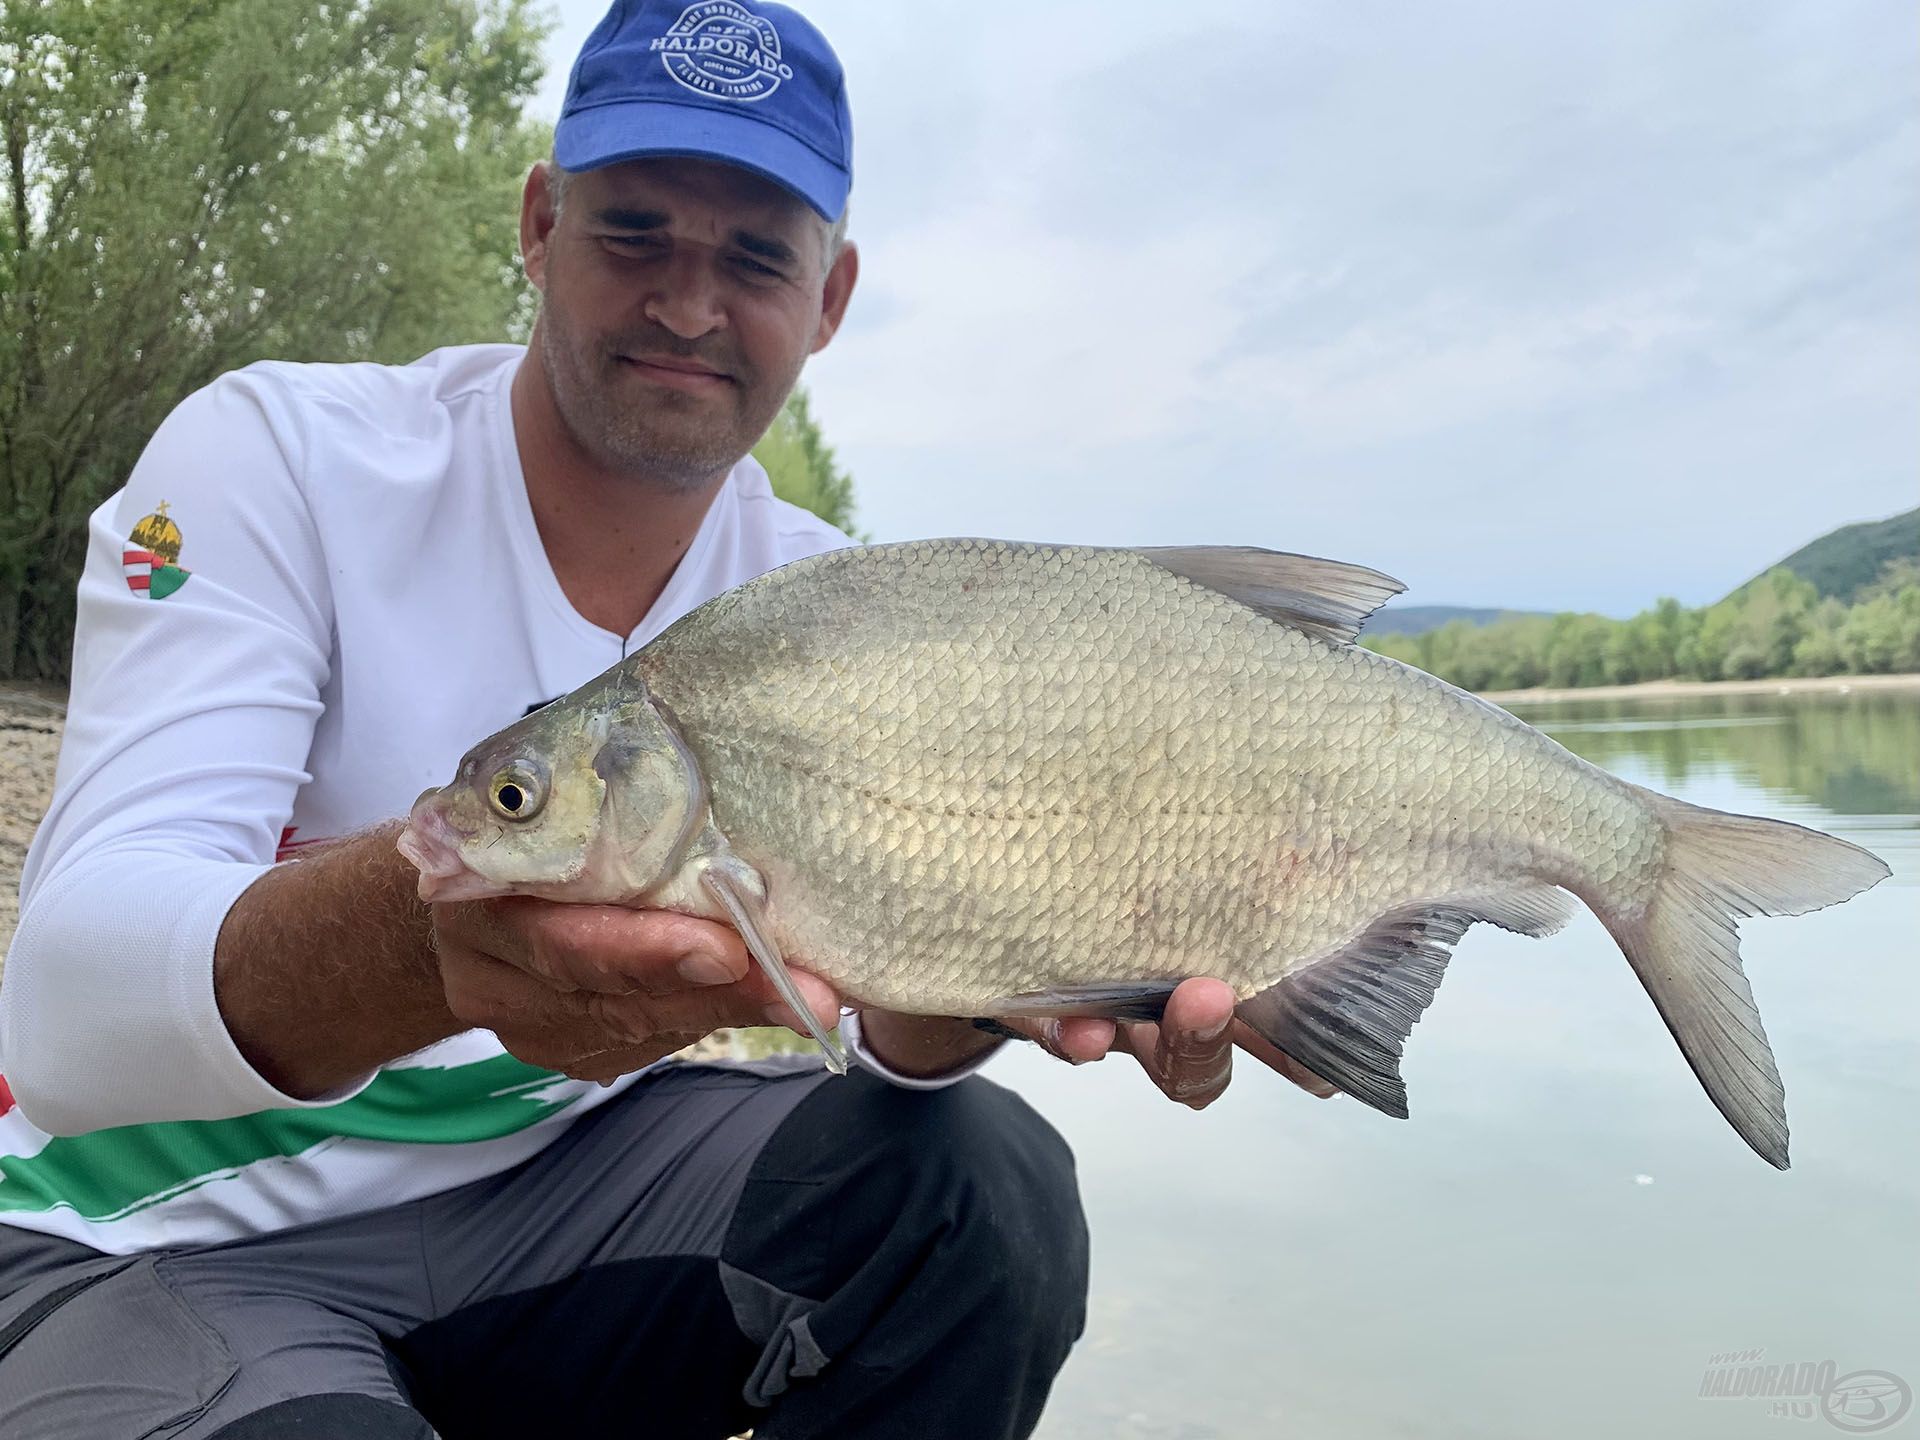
[1362,559,1920,692]
[0,0,857,682]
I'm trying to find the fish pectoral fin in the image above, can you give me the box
[1132,547,1405,645]
[986,981,1183,1022]
[698,858,849,1075]
[1238,886,1575,1119]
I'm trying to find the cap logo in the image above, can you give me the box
[651,1,793,104]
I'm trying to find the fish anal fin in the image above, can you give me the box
[1134,547,1405,645]
[1238,886,1573,1118]
[1464,883,1579,939]
[987,981,1182,1023]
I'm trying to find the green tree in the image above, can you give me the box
[1857,555,1920,604]
[0,0,551,679]
[1791,598,1847,676]
[752,384,863,537]
[1362,561,1919,693]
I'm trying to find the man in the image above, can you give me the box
[0,2,1323,1435]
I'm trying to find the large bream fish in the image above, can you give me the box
[399,541,1889,1166]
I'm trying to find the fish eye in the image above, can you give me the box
[488,762,546,822]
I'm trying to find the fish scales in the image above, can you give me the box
[401,538,1890,1166]
[635,540,1653,1014]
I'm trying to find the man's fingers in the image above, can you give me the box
[440,946,838,1064]
[996,1015,1116,1063]
[431,893,841,1089]
[756,970,853,1042]
[1047,1016,1118,1063]
[1139,978,1236,1109]
[588,968,839,1048]
[439,947,576,1036]
[435,899,752,996]
[524,906,751,995]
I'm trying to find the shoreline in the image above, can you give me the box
[1482,672,1920,705]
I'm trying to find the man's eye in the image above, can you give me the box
[604,235,659,253]
[734,256,782,279]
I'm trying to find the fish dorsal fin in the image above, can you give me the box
[1134,547,1405,645]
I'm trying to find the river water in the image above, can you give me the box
[995,688,1919,1439]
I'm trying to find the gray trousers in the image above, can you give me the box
[0,1057,1090,1439]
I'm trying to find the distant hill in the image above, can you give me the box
[1734,505,1920,604]
[1362,508,1916,638]
[1363,604,1550,637]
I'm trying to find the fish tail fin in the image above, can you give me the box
[1596,791,1889,1170]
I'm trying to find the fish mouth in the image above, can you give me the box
[397,797,510,904]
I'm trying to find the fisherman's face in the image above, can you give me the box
[520,155,857,490]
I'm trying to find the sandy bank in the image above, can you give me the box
[1482,673,1920,705]
[0,687,64,949]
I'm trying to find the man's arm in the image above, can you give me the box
[1,373,342,1132]
[212,826,455,1097]
[216,822,845,1101]
[848,1009,1002,1078]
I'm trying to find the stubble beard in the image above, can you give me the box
[535,297,802,494]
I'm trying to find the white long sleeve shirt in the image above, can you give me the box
[0,343,988,1253]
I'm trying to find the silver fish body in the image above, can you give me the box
[401,540,1890,1167]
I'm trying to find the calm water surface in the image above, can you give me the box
[981,690,1920,1439]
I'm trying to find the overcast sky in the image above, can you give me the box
[533,1,1917,614]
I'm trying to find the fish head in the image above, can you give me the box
[398,674,705,905]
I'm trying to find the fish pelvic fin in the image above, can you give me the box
[1597,793,1890,1171]
[1132,547,1405,645]
[700,857,849,1074]
[1238,886,1577,1118]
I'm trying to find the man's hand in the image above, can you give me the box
[432,899,843,1084]
[1086,977,1340,1109]
[855,978,1338,1108]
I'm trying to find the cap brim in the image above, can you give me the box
[555,100,848,220]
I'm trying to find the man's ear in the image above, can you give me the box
[520,163,561,294]
[809,240,860,355]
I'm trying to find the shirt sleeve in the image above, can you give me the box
[0,369,373,1135]
[838,1009,1006,1091]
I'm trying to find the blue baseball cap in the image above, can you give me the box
[555,0,852,220]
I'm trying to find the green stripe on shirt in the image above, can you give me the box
[0,1054,580,1221]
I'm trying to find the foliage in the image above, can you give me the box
[0,0,552,679]
[1363,605,1548,638]
[1363,559,1920,690]
[751,384,863,538]
[1730,505,1920,606]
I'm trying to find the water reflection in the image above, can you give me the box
[1003,689,1920,1440]
[1507,690,1920,816]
